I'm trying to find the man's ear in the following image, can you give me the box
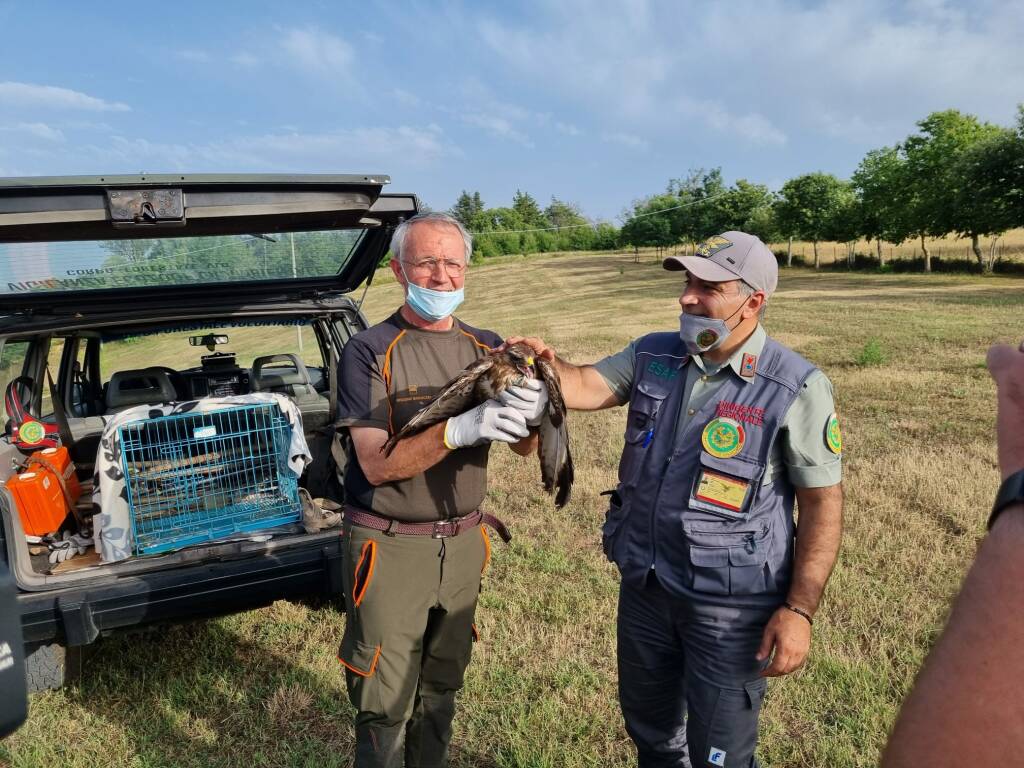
[390,258,406,287]
[743,292,766,319]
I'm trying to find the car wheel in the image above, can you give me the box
[24,642,81,692]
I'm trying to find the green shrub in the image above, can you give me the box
[856,338,886,366]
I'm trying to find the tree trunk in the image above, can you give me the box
[988,237,1000,273]
[787,237,793,268]
[813,240,820,269]
[876,238,885,267]
[847,242,855,268]
[920,233,931,273]
[971,233,989,273]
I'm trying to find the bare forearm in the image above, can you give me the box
[552,356,621,411]
[363,423,450,484]
[882,506,1024,767]
[788,483,843,614]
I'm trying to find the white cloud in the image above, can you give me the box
[601,131,649,150]
[231,52,260,68]
[392,88,422,107]
[280,27,354,76]
[462,112,534,147]
[471,0,1024,151]
[677,99,787,146]
[176,49,210,63]
[0,81,130,112]
[1,122,66,142]
[70,124,457,173]
[555,121,582,136]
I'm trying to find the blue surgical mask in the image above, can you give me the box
[401,263,464,322]
[679,302,745,355]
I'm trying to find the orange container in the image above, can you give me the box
[6,470,68,536]
[29,446,81,503]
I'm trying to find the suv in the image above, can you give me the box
[0,174,417,689]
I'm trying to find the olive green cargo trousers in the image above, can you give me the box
[339,520,490,768]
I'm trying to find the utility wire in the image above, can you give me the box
[468,190,732,236]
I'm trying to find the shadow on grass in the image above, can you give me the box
[61,615,506,768]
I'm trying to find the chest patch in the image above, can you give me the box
[701,417,745,459]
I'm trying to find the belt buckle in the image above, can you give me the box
[432,520,453,539]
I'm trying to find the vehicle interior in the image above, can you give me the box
[0,175,416,589]
[0,311,362,582]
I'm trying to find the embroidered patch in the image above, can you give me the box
[741,353,757,378]
[696,235,733,258]
[708,747,727,766]
[696,328,719,348]
[695,470,749,512]
[18,420,45,445]
[716,401,765,427]
[701,417,745,459]
[825,412,842,454]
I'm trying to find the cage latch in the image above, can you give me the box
[107,189,185,228]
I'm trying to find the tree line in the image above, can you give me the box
[616,107,1024,274]
[450,107,1023,274]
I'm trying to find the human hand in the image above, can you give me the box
[502,336,555,362]
[987,339,1024,480]
[499,379,549,426]
[444,399,530,449]
[756,606,812,677]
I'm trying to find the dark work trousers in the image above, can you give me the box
[617,576,774,768]
[339,521,489,768]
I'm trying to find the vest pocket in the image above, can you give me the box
[619,381,670,487]
[688,452,765,521]
[601,490,629,560]
[684,522,772,596]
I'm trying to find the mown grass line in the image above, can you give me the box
[4,252,1022,767]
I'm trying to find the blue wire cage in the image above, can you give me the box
[118,402,302,555]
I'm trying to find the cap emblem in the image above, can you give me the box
[696,235,733,258]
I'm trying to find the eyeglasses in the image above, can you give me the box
[402,258,467,276]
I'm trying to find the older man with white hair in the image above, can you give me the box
[334,212,543,768]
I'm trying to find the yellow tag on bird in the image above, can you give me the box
[695,470,749,512]
[526,356,534,366]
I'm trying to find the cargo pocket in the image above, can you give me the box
[688,452,764,521]
[617,380,669,487]
[600,489,629,561]
[338,638,382,678]
[352,540,377,607]
[684,521,772,596]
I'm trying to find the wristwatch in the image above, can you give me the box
[988,469,1024,530]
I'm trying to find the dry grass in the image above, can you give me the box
[4,252,1023,767]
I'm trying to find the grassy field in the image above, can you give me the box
[4,250,1023,767]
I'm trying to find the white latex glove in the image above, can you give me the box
[444,399,530,449]
[499,378,549,426]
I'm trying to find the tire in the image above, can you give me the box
[24,642,81,692]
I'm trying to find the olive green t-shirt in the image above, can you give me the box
[336,310,502,522]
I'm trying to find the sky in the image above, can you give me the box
[1,0,1022,222]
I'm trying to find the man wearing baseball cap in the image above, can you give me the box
[507,231,844,766]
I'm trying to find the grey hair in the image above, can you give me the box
[390,212,473,265]
[738,281,768,320]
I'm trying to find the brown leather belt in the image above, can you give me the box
[343,506,512,543]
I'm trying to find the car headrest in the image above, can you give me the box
[252,354,312,390]
[105,368,177,411]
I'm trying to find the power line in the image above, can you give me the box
[468,190,732,236]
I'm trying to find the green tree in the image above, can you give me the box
[450,190,484,226]
[775,173,850,268]
[511,190,547,229]
[666,168,726,245]
[901,109,1004,271]
[851,146,910,267]
[704,179,777,242]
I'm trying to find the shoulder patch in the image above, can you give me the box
[740,353,757,378]
[825,412,842,454]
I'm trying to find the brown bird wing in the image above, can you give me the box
[381,356,495,456]
[536,358,574,507]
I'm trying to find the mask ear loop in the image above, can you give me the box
[723,289,759,332]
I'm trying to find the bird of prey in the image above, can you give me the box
[381,343,574,507]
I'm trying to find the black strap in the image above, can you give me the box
[45,368,75,451]
[328,332,339,424]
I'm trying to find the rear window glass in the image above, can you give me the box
[0,229,364,295]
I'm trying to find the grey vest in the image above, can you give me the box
[602,332,817,606]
